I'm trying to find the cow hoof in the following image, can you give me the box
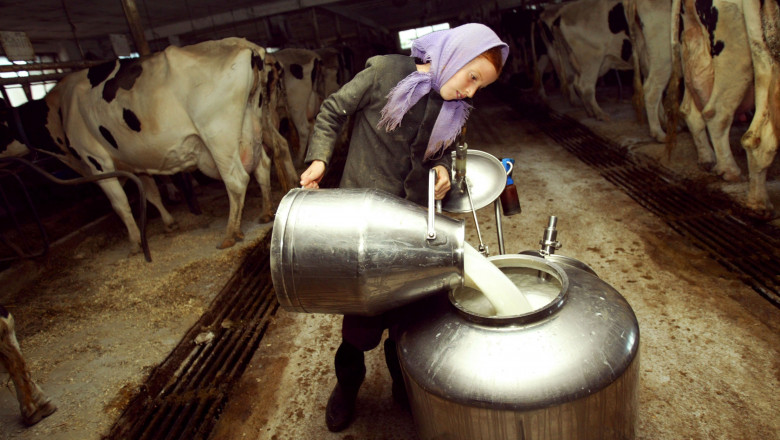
[164,221,180,233]
[717,169,742,182]
[217,238,236,249]
[217,232,244,249]
[23,400,57,426]
[745,203,775,220]
[748,208,774,221]
[258,213,274,224]
[698,161,715,173]
[129,244,144,256]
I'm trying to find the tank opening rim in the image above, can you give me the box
[449,254,569,325]
[519,250,599,277]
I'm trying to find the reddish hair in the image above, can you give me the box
[479,46,505,76]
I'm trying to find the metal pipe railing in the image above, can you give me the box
[0,157,151,262]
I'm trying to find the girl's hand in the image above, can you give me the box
[300,160,326,188]
[433,165,451,200]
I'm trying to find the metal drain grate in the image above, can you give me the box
[105,232,279,440]
[501,88,780,308]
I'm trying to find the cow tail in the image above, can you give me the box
[763,0,780,62]
[553,24,579,102]
[666,0,684,159]
[248,46,263,103]
[551,26,576,101]
[626,0,646,124]
[556,29,578,75]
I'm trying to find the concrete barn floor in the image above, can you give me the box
[0,87,778,440]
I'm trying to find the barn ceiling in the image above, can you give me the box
[0,0,536,61]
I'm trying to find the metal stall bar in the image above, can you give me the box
[0,157,152,262]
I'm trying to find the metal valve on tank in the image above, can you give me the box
[539,215,562,256]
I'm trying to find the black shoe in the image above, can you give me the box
[326,383,359,432]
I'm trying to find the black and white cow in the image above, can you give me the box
[624,0,674,142]
[537,2,580,104]
[269,48,325,165]
[0,38,298,252]
[315,46,353,96]
[671,0,779,216]
[538,0,636,120]
[1,305,57,426]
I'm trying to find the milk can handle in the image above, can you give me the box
[427,168,437,240]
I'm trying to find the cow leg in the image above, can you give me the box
[290,110,312,166]
[550,38,579,105]
[574,64,610,121]
[700,4,754,183]
[544,46,564,101]
[644,79,667,142]
[302,90,321,161]
[215,155,250,249]
[156,174,201,216]
[0,307,56,426]
[138,175,178,232]
[253,145,274,224]
[742,74,779,217]
[701,108,742,182]
[681,89,716,170]
[94,177,144,252]
[635,0,673,143]
[261,104,298,195]
[172,172,202,216]
[744,127,777,217]
[534,55,550,100]
[269,132,298,194]
[740,0,780,217]
[644,63,672,143]
[255,96,298,224]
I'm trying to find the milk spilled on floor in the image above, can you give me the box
[463,242,534,316]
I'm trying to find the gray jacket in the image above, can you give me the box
[305,54,454,206]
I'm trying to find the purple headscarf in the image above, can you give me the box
[377,23,509,160]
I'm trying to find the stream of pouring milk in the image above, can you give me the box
[463,242,535,315]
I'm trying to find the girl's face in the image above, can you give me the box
[439,56,499,101]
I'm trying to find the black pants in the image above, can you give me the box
[335,312,405,390]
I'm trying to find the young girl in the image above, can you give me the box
[299,22,508,432]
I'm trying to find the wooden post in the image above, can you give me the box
[119,0,151,56]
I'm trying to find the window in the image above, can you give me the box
[1,55,59,106]
[398,23,450,50]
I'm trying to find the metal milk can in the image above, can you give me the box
[270,186,465,316]
[396,253,640,440]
